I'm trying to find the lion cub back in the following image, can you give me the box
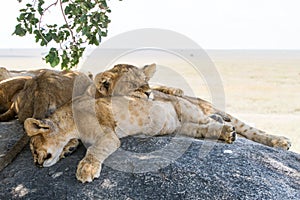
[0,67,11,82]
[15,70,92,122]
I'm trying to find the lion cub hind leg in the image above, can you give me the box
[76,132,120,183]
[209,114,225,123]
[229,115,291,150]
[268,135,291,150]
[179,120,236,144]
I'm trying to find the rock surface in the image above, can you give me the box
[0,120,300,200]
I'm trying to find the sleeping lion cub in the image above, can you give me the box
[24,64,290,183]
[0,69,92,172]
[0,69,92,122]
[92,64,291,150]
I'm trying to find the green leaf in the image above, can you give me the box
[13,24,26,36]
[45,48,60,67]
[101,31,107,37]
[64,5,71,15]
[15,0,116,69]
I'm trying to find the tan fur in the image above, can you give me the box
[0,69,92,172]
[0,67,11,82]
[24,66,236,183]
[92,64,152,99]
[23,63,291,183]
[25,95,235,183]
[0,68,58,119]
[94,64,290,150]
[9,68,56,78]
[0,69,92,122]
[165,95,290,149]
[151,85,184,96]
[0,76,31,116]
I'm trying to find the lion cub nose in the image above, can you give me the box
[35,153,52,167]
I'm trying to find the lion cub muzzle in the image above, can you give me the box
[34,152,52,167]
[30,141,52,168]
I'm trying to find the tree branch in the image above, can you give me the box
[38,0,59,44]
[59,0,76,44]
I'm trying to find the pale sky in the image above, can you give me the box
[1,0,300,49]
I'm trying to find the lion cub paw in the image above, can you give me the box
[270,136,291,150]
[171,88,184,96]
[60,139,80,159]
[221,124,236,144]
[76,154,101,183]
[153,86,184,96]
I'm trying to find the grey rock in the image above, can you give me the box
[0,121,299,200]
[0,121,24,157]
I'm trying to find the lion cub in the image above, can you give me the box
[0,69,92,172]
[92,64,291,150]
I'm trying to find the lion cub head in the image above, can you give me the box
[91,63,156,99]
[24,118,72,167]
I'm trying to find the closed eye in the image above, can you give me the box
[45,153,52,160]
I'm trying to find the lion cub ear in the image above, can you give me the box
[143,63,156,81]
[24,118,51,137]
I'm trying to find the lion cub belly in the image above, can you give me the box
[112,97,180,138]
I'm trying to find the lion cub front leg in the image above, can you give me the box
[152,85,184,96]
[76,132,120,183]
